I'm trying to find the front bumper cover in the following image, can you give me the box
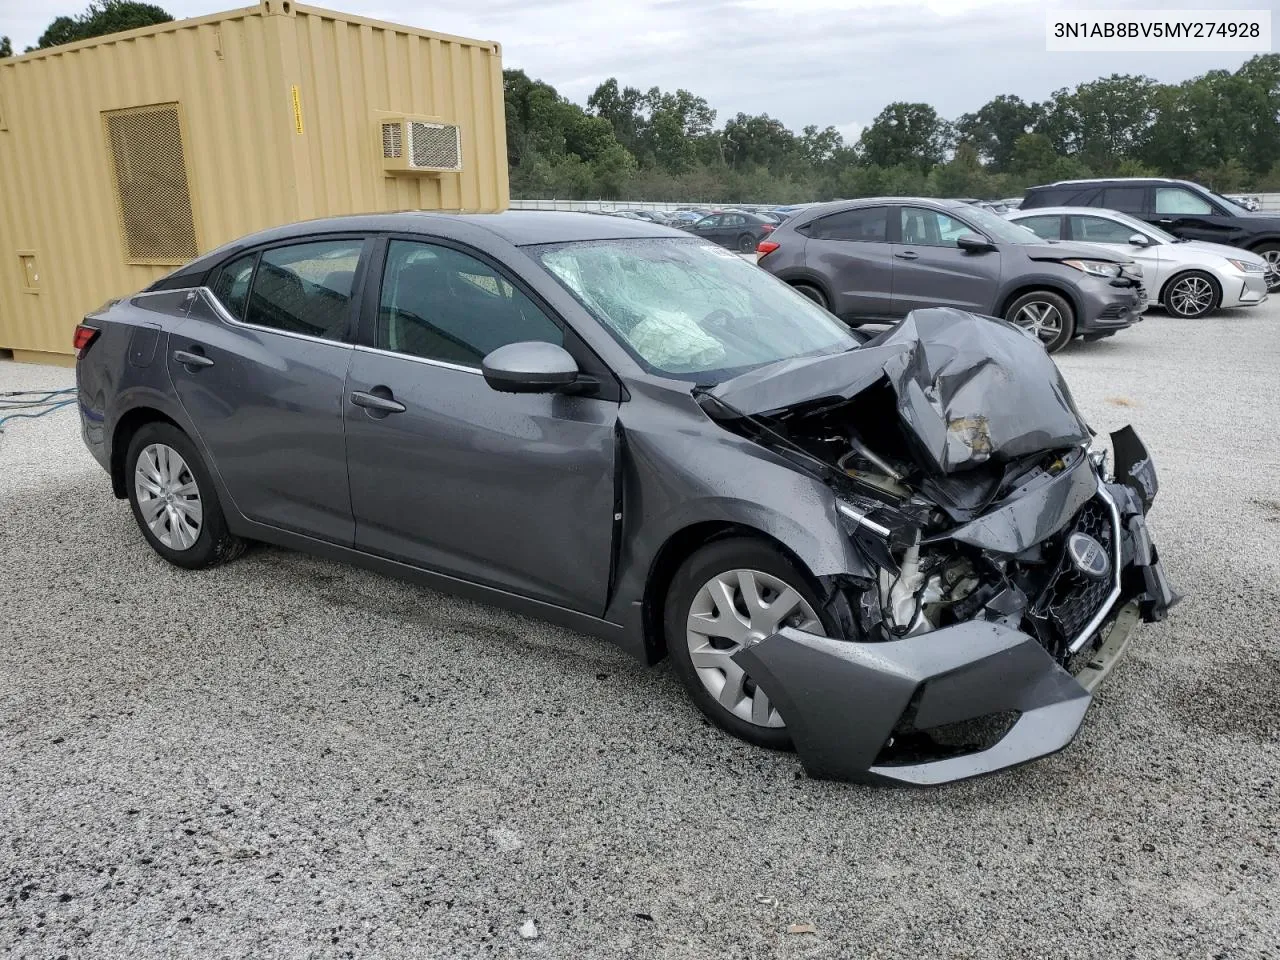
[736,427,1176,786]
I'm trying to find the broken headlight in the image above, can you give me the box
[1061,259,1124,279]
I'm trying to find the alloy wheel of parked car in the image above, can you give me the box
[666,538,834,750]
[1164,271,1220,319]
[1257,246,1280,291]
[737,233,756,254]
[125,422,247,570]
[685,568,823,729]
[134,442,203,550]
[1004,291,1075,354]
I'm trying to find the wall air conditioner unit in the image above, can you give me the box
[379,116,463,174]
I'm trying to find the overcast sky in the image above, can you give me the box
[2,0,1275,141]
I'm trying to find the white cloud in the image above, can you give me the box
[0,0,1268,134]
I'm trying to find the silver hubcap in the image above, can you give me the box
[1012,301,1063,343]
[1168,275,1214,317]
[685,569,823,728]
[134,443,203,551]
[1262,250,1280,291]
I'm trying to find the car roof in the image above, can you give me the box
[216,210,685,250]
[1029,178,1198,190]
[784,196,967,225]
[1010,206,1135,218]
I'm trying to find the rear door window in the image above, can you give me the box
[1101,186,1147,214]
[243,240,363,340]
[211,253,257,321]
[808,206,889,242]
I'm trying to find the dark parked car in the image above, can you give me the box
[1020,178,1280,291]
[685,211,776,252]
[75,211,1175,784]
[758,197,1147,352]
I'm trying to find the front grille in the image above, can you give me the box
[1030,498,1116,659]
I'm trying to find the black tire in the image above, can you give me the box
[1162,269,1221,319]
[1003,289,1076,354]
[737,233,757,254]
[664,537,839,751]
[1251,242,1280,292]
[791,282,829,310]
[125,422,246,570]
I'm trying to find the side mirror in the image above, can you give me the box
[957,233,993,252]
[482,341,580,394]
[1128,233,1151,247]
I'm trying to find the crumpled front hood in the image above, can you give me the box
[710,307,1092,475]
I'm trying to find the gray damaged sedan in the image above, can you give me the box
[74,212,1177,785]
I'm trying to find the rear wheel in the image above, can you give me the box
[737,233,757,253]
[1252,243,1280,292]
[1163,270,1221,319]
[1004,290,1076,353]
[665,538,835,750]
[125,422,246,570]
[791,282,829,310]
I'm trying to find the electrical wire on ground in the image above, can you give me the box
[0,387,78,433]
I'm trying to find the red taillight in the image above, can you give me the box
[760,223,775,233]
[73,323,99,356]
[756,240,780,259]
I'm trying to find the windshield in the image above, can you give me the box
[534,238,858,382]
[958,204,1045,244]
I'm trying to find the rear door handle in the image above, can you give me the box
[350,389,406,414]
[894,251,919,260]
[173,349,214,369]
[1156,218,1174,226]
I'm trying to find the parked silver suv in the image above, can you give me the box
[758,197,1146,352]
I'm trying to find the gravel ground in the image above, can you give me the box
[1,304,1278,960]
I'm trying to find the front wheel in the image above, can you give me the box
[1004,290,1076,353]
[1163,270,1221,319]
[664,538,836,750]
[1252,243,1280,292]
[125,422,246,570]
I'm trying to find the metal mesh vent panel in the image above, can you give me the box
[103,104,198,263]
[409,122,460,169]
[381,122,403,159]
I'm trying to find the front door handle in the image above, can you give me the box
[894,250,919,260]
[350,389,406,415]
[173,349,214,369]
[1156,218,1175,226]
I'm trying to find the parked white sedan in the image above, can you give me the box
[1009,206,1269,319]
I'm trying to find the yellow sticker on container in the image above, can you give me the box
[291,84,304,135]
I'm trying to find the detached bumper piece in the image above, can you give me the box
[737,621,1099,786]
[738,426,1176,786]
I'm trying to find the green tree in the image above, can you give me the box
[35,0,171,49]
[722,113,799,172]
[858,102,953,171]
[0,36,12,57]
[955,95,1040,171]
[1036,75,1160,172]
[587,78,646,153]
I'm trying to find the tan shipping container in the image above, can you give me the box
[0,0,509,362]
